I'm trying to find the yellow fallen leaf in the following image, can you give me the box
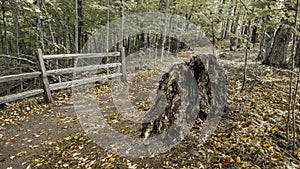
[105,163,115,169]
[262,143,271,148]
[236,156,241,163]
[72,152,81,157]
[113,146,120,151]
[222,157,235,166]
[270,157,279,162]
[17,151,27,157]
[271,126,279,132]
[62,164,69,167]
[108,157,115,162]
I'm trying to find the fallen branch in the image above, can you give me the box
[0,55,36,64]
[270,66,299,77]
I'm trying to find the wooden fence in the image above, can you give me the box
[0,48,127,104]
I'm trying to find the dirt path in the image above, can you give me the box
[1,51,300,168]
[0,101,83,168]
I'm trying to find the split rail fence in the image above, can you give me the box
[0,48,126,104]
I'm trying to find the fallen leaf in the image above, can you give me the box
[105,163,115,169]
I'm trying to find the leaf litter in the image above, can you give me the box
[0,51,299,168]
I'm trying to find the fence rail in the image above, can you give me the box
[0,48,126,104]
[42,52,120,60]
[46,63,122,75]
[49,73,122,91]
[0,72,41,83]
[0,89,44,104]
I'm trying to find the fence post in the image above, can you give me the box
[121,47,127,82]
[38,49,52,103]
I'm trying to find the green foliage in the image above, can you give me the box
[0,0,298,55]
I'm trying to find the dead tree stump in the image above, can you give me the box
[141,54,225,139]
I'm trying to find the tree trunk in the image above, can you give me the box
[68,32,73,53]
[251,17,258,44]
[288,0,299,155]
[262,26,291,67]
[166,0,176,53]
[223,0,234,39]
[42,2,56,54]
[37,0,45,52]
[1,0,8,54]
[140,22,145,49]
[158,0,168,62]
[147,33,151,48]
[0,19,2,53]
[264,30,274,58]
[257,15,268,60]
[78,0,83,51]
[119,0,124,50]
[12,3,27,55]
[74,0,82,53]
[210,12,216,55]
[62,30,67,53]
[136,0,145,50]
[126,37,131,55]
[230,1,240,51]
[141,54,225,138]
[106,0,110,53]
[13,8,22,90]
[241,19,252,92]
[219,0,227,40]
[295,38,300,67]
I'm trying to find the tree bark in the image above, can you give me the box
[223,0,234,39]
[158,0,168,62]
[264,29,274,58]
[251,17,258,44]
[106,0,110,53]
[119,0,124,50]
[139,22,145,49]
[230,1,240,51]
[141,54,226,138]
[219,0,227,40]
[42,2,57,54]
[136,0,145,50]
[1,0,8,54]
[287,0,299,153]
[241,19,252,92]
[147,33,151,48]
[262,26,291,67]
[257,15,268,60]
[295,38,300,67]
[12,2,27,55]
[126,37,131,55]
[37,0,45,52]
[75,0,79,53]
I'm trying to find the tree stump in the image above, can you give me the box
[141,54,224,139]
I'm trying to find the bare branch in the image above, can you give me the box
[0,55,35,64]
[238,0,249,11]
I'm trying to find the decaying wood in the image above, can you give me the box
[141,54,224,138]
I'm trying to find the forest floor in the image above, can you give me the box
[0,50,300,169]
